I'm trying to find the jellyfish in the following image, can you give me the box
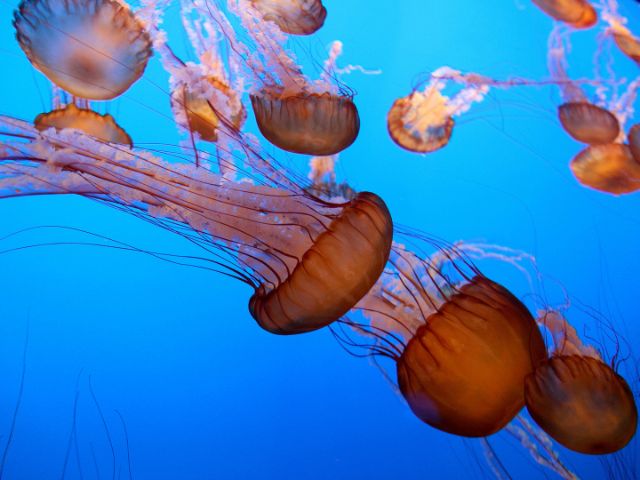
[249,0,327,35]
[196,0,360,156]
[34,104,132,147]
[548,25,640,192]
[601,0,640,65]
[334,241,547,438]
[628,123,640,161]
[14,0,152,100]
[387,68,558,154]
[396,275,547,437]
[143,0,246,149]
[570,143,640,194]
[530,0,597,29]
[525,311,638,454]
[0,115,393,335]
[557,102,620,145]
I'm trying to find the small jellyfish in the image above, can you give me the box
[558,102,621,145]
[531,0,597,29]
[387,68,490,154]
[601,0,640,65]
[249,0,327,35]
[396,276,547,437]
[570,143,640,194]
[34,104,132,146]
[387,90,454,153]
[171,77,247,143]
[14,0,152,100]
[613,31,640,65]
[525,355,638,454]
[198,1,361,155]
[250,92,359,155]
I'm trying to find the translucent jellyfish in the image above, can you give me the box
[526,311,638,454]
[249,0,327,35]
[199,0,361,155]
[34,104,132,147]
[0,115,393,335]
[142,1,246,148]
[387,69,488,153]
[570,143,640,194]
[558,102,620,145]
[14,0,152,100]
[530,0,597,29]
[336,242,547,437]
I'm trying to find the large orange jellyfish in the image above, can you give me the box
[249,0,327,35]
[334,241,547,437]
[0,115,392,335]
[530,0,597,29]
[525,311,638,454]
[14,0,152,100]
[200,0,360,156]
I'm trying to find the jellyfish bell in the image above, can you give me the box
[558,102,621,145]
[250,191,392,334]
[531,0,597,29]
[570,143,640,194]
[34,104,132,147]
[171,77,247,143]
[525,355,638,454]
[396,276,547,437]
[387,92,454,153]
[628,124,640,162]
[613,31,640,65]
[13,0,152,100]
[250,91,360,155]
[249,0,327,35]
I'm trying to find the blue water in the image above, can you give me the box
[0,0,639,478]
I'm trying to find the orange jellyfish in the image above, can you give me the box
[558,102,620,145]
[170,75,246,144]
[14,0,152,100]
[396,276,547,436]
[525,355,637,454]
[525,311,638,454]
[601,0,640,65]
[251,93,359,155]
[531,0,597,29]
[34,104,132,146]
[0,115,393,335]
[202,1,360,155]
[249,0,327,35]
[628,123,640,161]
[570,143,640,194]
[337,243,547,437]
[387,68,490,154]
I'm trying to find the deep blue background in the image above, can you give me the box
[0,0,639,478]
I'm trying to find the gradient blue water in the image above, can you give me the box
[0,0,639,478]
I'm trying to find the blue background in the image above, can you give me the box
[0,0,639,478]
